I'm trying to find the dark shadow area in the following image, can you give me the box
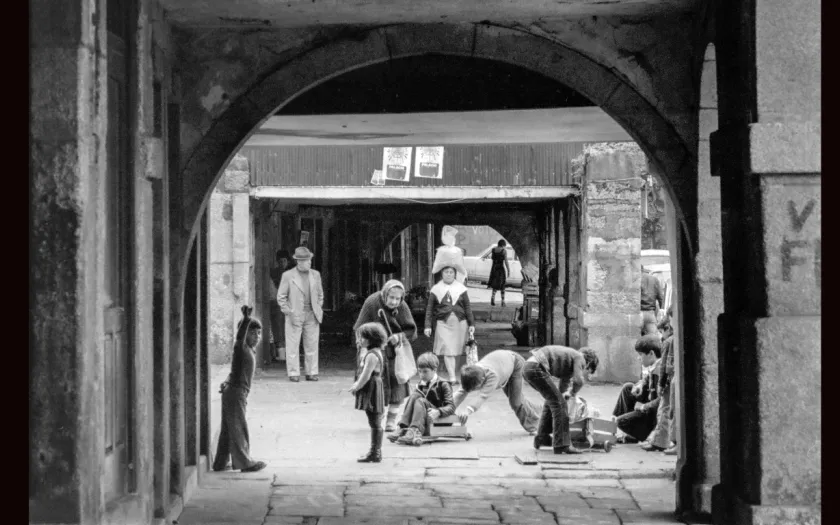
[279,54,595,115]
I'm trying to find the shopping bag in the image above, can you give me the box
[465,338,479,366]
[394,335,417,384]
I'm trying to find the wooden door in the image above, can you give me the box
[103,0,133,501]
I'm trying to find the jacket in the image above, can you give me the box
[530,346,586,396]
[425,288,475,329]
[415,378,456,418]
[353,292,418,359]
[640,273,665,312]
[277,268,325,324]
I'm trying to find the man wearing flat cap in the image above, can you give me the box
[277,246,325,382]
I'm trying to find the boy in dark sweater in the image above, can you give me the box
[390,353,457,446]
[612,335,662,443]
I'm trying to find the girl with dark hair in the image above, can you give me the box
[212,306,267,473]
[349,322,389,463]
[487,239,510,306]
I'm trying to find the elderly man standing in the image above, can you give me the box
[277,246,324,382]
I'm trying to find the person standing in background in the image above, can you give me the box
[267,249,292,364]
[277,246,324,382]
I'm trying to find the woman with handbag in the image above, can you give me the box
[353,279,418,431]
[424,244,475,386]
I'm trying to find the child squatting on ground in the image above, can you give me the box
[388,352,457,446]
[213,306,268,473]
[612,334,662,443]
[349,322,389,463]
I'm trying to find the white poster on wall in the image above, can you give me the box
[382,147,412,181]
[370,169,385,186]
[414,146,444,179]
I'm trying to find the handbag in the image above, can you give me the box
[378,309,416,384]
[394,334,416,384]
[465,337,479,366]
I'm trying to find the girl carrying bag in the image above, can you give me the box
[378,309,416,384]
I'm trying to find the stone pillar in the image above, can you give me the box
[30,0,106,521]
[712,1,820,523]
[207,154,254,365]
[672,43,723,518]
[580,147,644,383]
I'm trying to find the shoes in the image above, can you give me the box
[641,442,665,452]
[212,463,233,472]
[241,461,267,472]
[358,428,384,462]
[554,445,583,455]
[388,428,408,443]
[289,376,300,382]
[501,301,506,307]
[490,299,496,306]
[306,375,319,381]
[533,435,552,450]
[397,427,423,447]
[663,446,678,456]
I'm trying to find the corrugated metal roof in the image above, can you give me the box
[242,143,586,188]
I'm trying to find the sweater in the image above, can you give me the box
[452,350,519,413]
[424,288,475,329]
[529,346,586,395]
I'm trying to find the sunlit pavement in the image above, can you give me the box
[178,349,685,524]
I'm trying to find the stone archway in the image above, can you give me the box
[177,23,698,257]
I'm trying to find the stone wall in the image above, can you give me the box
[578,144,645,383]
[207,154,254,365]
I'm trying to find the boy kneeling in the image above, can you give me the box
[389,353,456,446]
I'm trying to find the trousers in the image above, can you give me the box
[523,360,571,448]
[285,310,320,377]
[213,386,258,471]
[399,393,435,435]
[503,355,543,433]
[613,382,658,441]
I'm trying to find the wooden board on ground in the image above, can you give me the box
[388,444,480,460]
[515,452,538,465]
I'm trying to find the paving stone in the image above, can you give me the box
[614,509,681,523]
[535,494,592,511]
[544,470,619,479]
[577,487,634,499]
[431,485,523,499]
[554,508,621,524]
[496,507,557,524]
[427,466,543,479]
[618,469,672,479]
[440,498,494,509]
[273,485,348,496]
[542,479,622,490]
[425,476,508,486]
[584,497,640,510]
[273,480,361,489]
[271,494,344,507]
[317,519,412,525]
[501,479,552,489]
[346,505,499,521]
[267,503,344,517]
[491,497,544,512]
[541,463,597,470]
[346,486,433,497]
[345,495,443,507]
[263,518,305,524]
[620,479,675,491]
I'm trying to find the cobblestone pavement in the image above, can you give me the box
[181,361,683,525]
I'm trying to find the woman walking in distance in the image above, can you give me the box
[212,306,267,472]
[487,239,511,307]
[353,279,418,431]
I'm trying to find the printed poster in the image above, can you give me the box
[370,169,385,186]
[382,147,412,182]
[414,146,444,179]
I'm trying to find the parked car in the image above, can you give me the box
[463,245,523,288]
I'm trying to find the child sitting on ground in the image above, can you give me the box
[612,334,662,443]
[389,353,456,446]
[349,322,389,463]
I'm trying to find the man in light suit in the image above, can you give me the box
[277,246,324,382]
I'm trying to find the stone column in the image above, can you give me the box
[580,147,644,383]
[30,0,106,521]
[207,154,254,365]
[712,1,820,523]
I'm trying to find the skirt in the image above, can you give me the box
[433,313,468,357]
[355,372,385,413]
[488,263,506,290]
